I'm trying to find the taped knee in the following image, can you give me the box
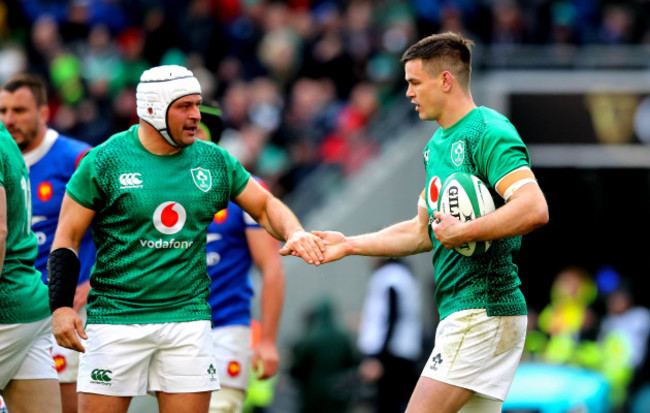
[209,388,245,413]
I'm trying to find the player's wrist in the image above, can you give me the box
[464,219,482,242]
[48,248,81,312]
[346,235,361,256]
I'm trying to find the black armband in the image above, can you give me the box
[47,248,80,312]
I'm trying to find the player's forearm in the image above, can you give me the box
[465,183,548,242]
[52,194,95,251]
[260,268,285,344]
[0,238,6,277]
[348,218,432,257]
[259,196,305,242]
[0,189,6,277]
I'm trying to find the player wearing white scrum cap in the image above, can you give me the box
[48,65,325,413]
[136,65,202,148]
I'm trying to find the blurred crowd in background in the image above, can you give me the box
[522,265,650,413]
[283,265,650,413]
[2,0,650,197]
[2,1,650,412]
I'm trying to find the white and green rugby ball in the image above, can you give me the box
[437,172,495,257]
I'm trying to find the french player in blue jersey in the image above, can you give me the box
[199,104,286,413]
[0,74,97,413]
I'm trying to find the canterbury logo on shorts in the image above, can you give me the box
[90,369,113,384]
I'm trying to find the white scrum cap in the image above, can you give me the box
[136,65,201,147]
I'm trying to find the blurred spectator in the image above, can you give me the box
[599,4,636,44]
[357,258,422,413]
[490,0,528,46]
[289,298,359,413]
[598,280,650,409]
[538,265,598,341]
[319,81,379,176]
[599,281,650,371]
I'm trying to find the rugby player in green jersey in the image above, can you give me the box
[301,33,549,413]
[47,65,324,413]
[0,123,62,412]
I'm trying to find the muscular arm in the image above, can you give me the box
[234,178,324,265]
[0,187,6,277]
[52,194,96,252]
[246,227,285,379]
[314,203,433,263]
[50,194,96,352]
[432,170,549,249]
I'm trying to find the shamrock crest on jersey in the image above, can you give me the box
[192,167,212,192]
[451,140,465,166]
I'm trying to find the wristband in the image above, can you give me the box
[47,248,81,312]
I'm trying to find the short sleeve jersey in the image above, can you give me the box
[66,125,251,324]
[24,129,95,285]
[0,123,50,323]
[422,107,530,320]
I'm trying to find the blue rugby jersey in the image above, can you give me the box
[206,181,265,327]
[23,129,96,285]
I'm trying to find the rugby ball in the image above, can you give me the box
[437,172,495,257]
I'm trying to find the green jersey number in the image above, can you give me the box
[20,176,32,235]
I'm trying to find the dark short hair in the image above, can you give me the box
[401,32,474,89]
[1,73,48,107]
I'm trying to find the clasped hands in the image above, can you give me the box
[279,230,347,265]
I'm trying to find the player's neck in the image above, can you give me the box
[21,127,47,154]
[438,93,476,130]
[137,122,182,155]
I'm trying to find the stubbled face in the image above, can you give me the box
[404,59,443,122]
[166,94,202,147]
[0,87,47,151]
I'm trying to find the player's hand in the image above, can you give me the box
[358,358,384,382]
[73,280,91,313]
[311,230,348,263]
[252,339,280,380]
[52,307,87,353]
[279,230,325,265]
[432,211,468,249]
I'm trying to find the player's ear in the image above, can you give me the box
[40,104,50,125]
[441,71,453,92]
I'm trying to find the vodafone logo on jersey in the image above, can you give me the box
[427,176,441,210]
[153,202,187,235]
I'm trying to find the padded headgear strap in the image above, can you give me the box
[136,65,201,147]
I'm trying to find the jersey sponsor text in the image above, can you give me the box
[139,238,194,249]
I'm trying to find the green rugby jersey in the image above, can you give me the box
[422,107,531,320]
[66,125,251,324]
[0,123,50,323]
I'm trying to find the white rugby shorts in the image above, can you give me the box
[211,325,252,391]
[77,320,220,396]
[0,317,57,390]
[421,309,527,401]
[52,306,86,383]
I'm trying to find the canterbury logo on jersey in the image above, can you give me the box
[90,369,113,386]
[119,173,143,189]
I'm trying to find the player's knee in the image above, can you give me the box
[209,387,245,413]
[458,394,502,413]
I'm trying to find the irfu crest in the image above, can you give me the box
[191,168,212,192]
[451,140,465,166]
